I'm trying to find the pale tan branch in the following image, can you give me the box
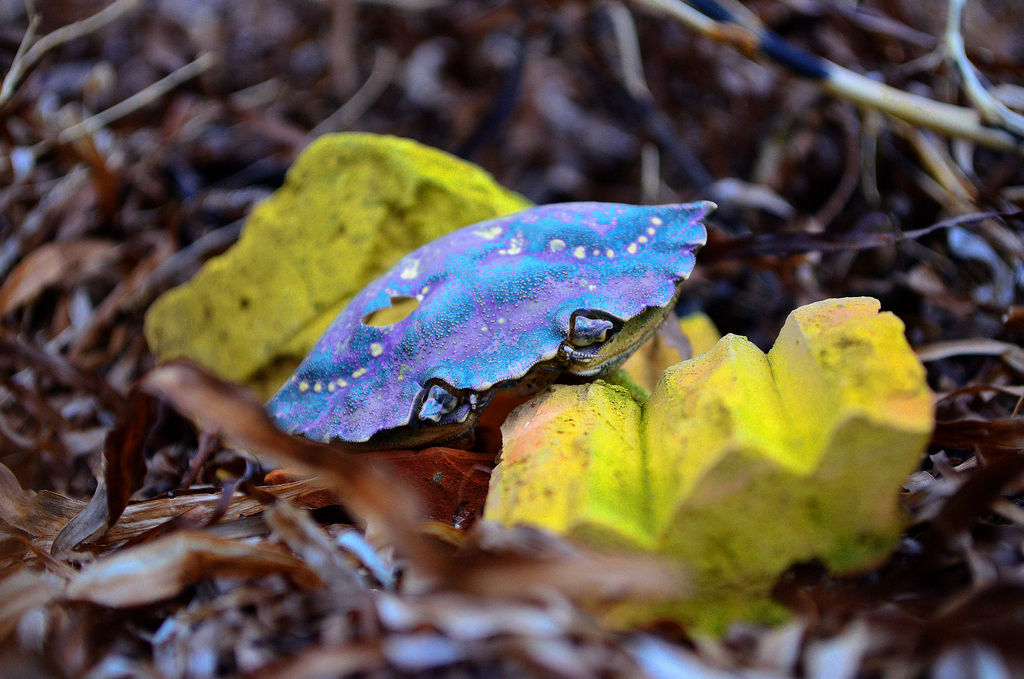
[630,0,1024,155]
[944,0,1024,137]
[0,0,141,106]
[58,53,216,143]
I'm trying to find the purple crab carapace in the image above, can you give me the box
[268,201,713,447]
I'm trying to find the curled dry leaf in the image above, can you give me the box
[142,361,684,605]
[932,419,1024,453]
[50,391,155,555]
[1,462,326,563]
[265,448,498,529]
[917,338,1024,375]
[252,643,386,679]
[140,360,444,572]
[377,448,496,529]
[448,522,687,604]
[0,239,120,316]
[65,531,322,607]
[262,501,366,592]
[0,330,126,415]
[0,462,35,533]
[98,480,324,546]
[921,452,1024,550]
[0,569,62,640]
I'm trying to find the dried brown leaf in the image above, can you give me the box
[0,239,119,316]
[51,392,155,555]
[0,330,126,415]
[922,452,1024,550]
[100,479,326,548]
[378,447,495,529]
[918,338,1024,375]
[0,463,35,532]
[140,360,445,571]
[65,531,322,607]
[262,501,365,592]
[0,569,61,640]
[932,419,1024,453]
[449,523,687,603]
[141,361,684,603]
[251,643,385,679]
[3,467,323,561]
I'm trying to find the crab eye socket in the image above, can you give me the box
[417,383,461,422]
[569,315,615,347]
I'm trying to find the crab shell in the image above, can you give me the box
[268,201,712,446]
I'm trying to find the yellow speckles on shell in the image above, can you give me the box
[313,382,323,393]
[638,235,648,244]
[627,243,638,254]
[400,258,420,280]
[647,227,656,236]
[606,248,615,258]
[592,249,600,256]
[299,380,310,393]
[498,317,506,324]
[352,367,367,378]
[549,238,566,252]
[651,216,663,226]
[336,378,347,388]
[370,342,384,357]
[327,382,336,392]
[573,246,587,259]
[473,225,504,240]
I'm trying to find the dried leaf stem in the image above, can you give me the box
[58,52,216,143]
[631,0,1024,154]
[944,0,1024,138]
[0,0,142,107]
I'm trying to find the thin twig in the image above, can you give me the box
[641,143,661,204]
[945,0,1024,138]
[0,5,41,105]
[605,1,712,188]
[311,47,398,136]
[607,1,661,202]
[58,52,216,143]
[630,0,1024,155]
[607,1,652,100]
[893,121,976,208]
[0,0,142,106]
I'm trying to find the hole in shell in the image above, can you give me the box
[361,296,420,327]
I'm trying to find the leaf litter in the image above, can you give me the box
[1,0,1024,677]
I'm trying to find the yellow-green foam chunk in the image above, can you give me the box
[487,297,934,633]
[486,382,651,551]
[144,133,529,398]
[619,311,721,395]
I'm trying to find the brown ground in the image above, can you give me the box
[2,1,1023,677]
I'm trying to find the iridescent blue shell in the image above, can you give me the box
[268,201,712,445]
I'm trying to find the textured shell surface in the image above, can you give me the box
[268,201,712,444]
